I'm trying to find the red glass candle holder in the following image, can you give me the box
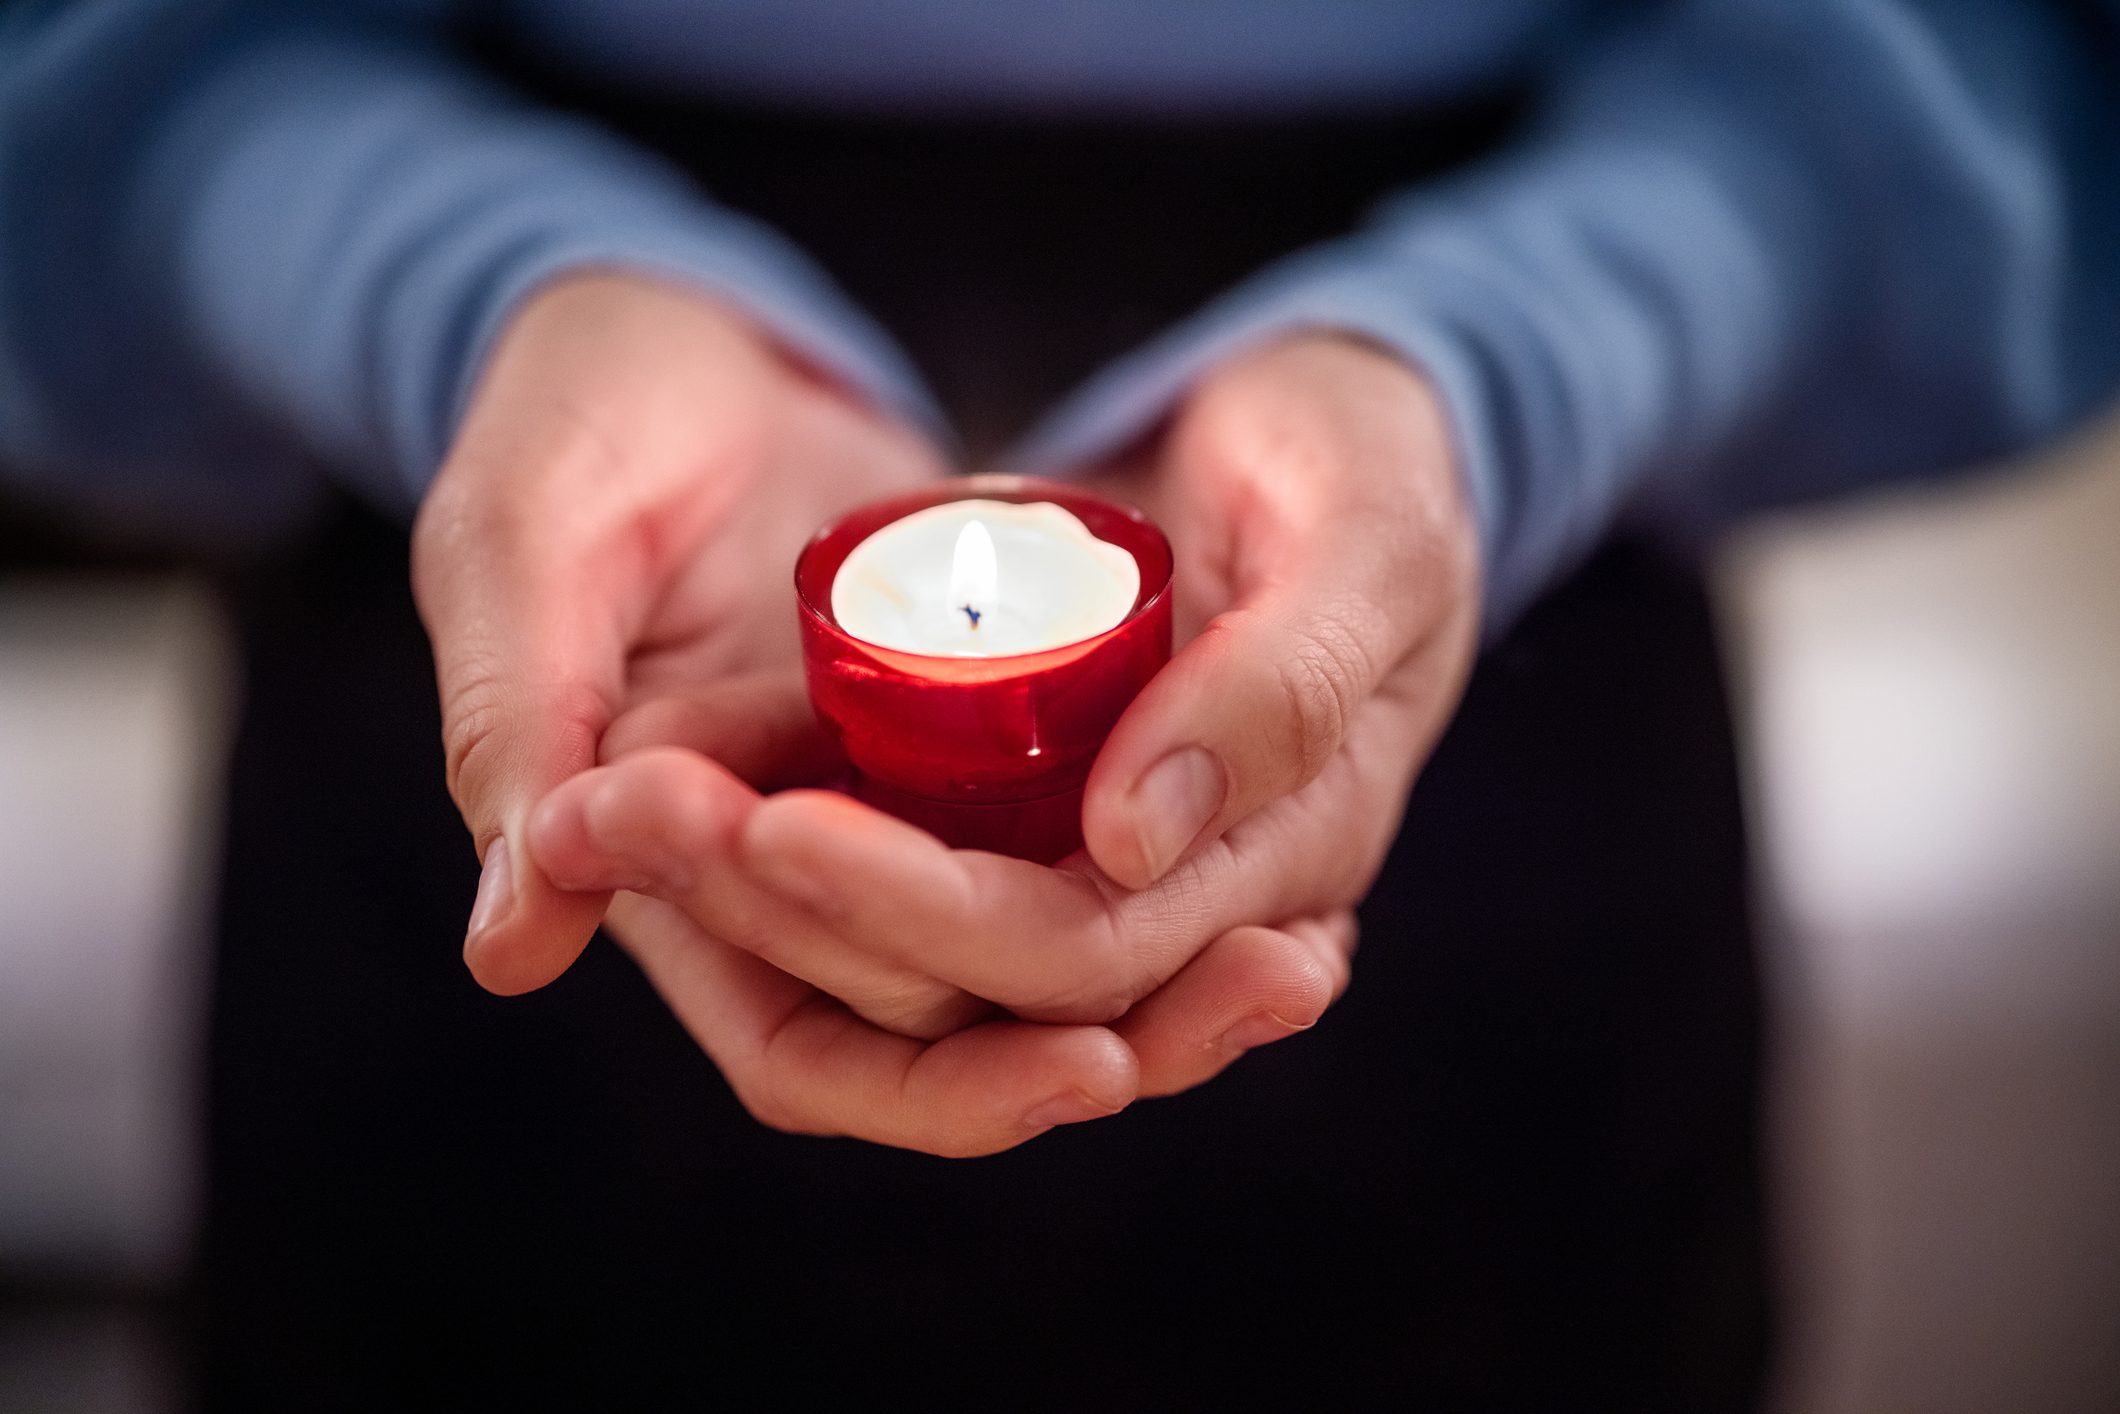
[796,475,1173,862]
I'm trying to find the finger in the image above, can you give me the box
[734,705,1410,1024]
[600,668,839,789]
[1114,912,1357,1098]
[528,748,988,1039]
[733,789,1156,1023]
[412,428,660,996]
[1082,542,1442,890]
[609,894,1137,1158]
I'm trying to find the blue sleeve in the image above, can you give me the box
[1014,0,2120,629]
[0,0,940,529]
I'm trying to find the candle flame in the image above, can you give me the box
[948,519,998,630]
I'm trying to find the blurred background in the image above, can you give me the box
[4,403,2116,1410]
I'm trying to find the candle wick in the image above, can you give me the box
[960,604,982,630]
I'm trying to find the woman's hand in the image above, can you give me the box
[1074,332,1481,895]
[528,332,1481,1111]
[413,270,951,999]
[600,887,1139,1158]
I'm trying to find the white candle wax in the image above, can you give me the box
[830,499,1141,658]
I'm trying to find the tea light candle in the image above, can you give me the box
[797,477,1173,862]
[830,499,1140,658]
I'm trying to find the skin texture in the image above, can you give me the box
[425,272,1480,1156]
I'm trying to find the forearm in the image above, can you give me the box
[0,0,938,519]
[1020,0,2120,628]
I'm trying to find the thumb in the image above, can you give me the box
[1081,585,1395,891]
[413,475,629,996]
[1082,461,1483,891]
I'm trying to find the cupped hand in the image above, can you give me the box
[1073,333,1480,893]
[413,270,950,997]
[602,887,1138,1158]
[529,332,1481,1100]
[531,742,1359,1120]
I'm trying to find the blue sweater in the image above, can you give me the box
[2,0,2116,621]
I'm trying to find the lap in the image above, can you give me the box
[200,511,1764,1409]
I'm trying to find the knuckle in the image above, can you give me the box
[740,995,854,1139]
[440,677,509,828]
[1270,625,1361,781]
[1037,981,1136,1027]
[730,1077,825,1138]
[727,1041,832,1138]
[866,978,981,1042]
[930,1132,1010,1161]
[1030,895,1157,1024]
[1119,855,1223,968]
[439,668,610,827]
[701,900,792,972]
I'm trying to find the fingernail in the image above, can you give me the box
[1219,1012,1311,1054]
[1130,747,1226,882]
[468,839,514,937]
[1022,1091,1123,1131]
